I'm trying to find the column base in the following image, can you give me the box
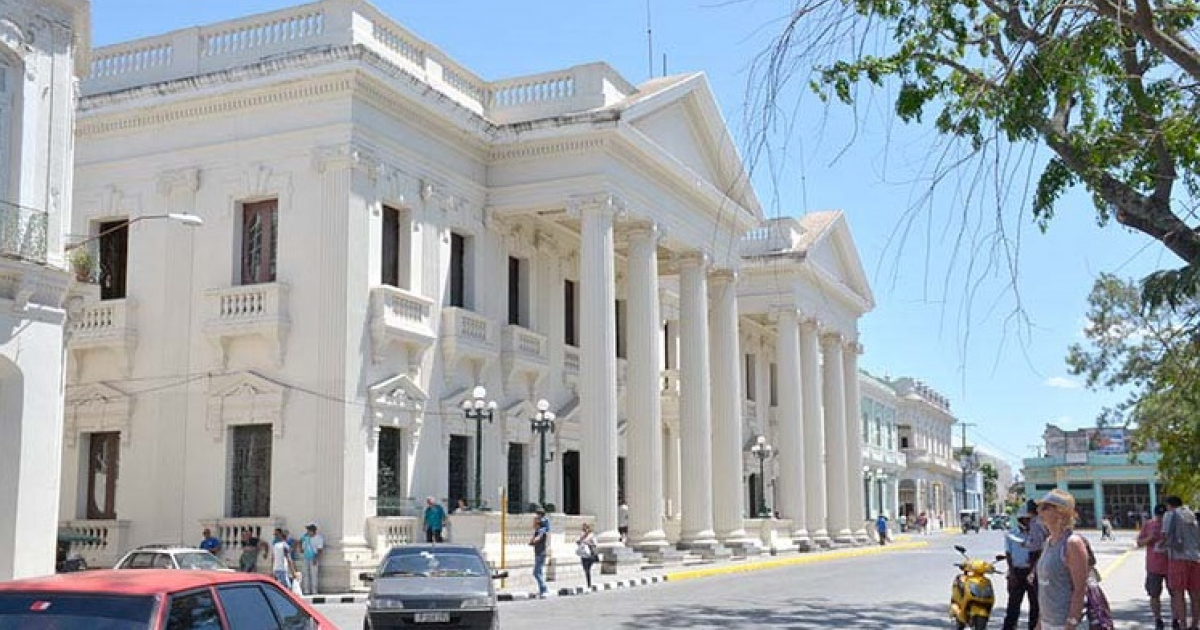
[629,528,669,548]
[791,528,813,552]
[632,542,687,565]
[675,539,732,560]
[721,538,764,558]
[809,528,832,548]
[832,529,855,544]
[598,546,644,576]
[315,538,377,594]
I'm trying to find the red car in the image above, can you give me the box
[0,569,335,629]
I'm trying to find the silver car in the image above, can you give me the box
[114,546,232,571]
[362,544,507,630]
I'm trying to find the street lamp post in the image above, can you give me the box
[65,213,204,252]
[530,399,556,509]
[460,386,497,510]
[750,435,773,518]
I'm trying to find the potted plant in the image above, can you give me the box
[69,248,95,282]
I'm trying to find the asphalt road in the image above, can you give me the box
[318,529,1152,629]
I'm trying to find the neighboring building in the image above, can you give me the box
[1022,424,1161,528]
[974,448,1014,516]
[858,371,905,522]
[0,0,89,580]
[892,378,961,528]
[61,0,875,590]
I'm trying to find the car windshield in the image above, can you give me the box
[176,552,226,570]
[380,552,488,578]
[0,593,155,629]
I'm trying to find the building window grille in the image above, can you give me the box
[229,424,272,517]
[240,200,277,285]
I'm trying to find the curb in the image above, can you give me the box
[665,540,930,582]
[304,594,367,605]
[498,575,670,601]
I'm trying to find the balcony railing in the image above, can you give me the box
[0,200,49,264]
[60,519,131,569]
[69,298,137,348]
[204,283,290,366]
[370,286,436,361]
[200,516,286,571]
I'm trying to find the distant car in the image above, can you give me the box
[0,568,334,629]
[115,546,232,572]
[989,514,1011,530]
[362,544,508,630]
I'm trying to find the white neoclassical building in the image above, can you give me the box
[0,0,89,580]
[858,371,905,524]
[892,377,962,529]
[60,0,876,591]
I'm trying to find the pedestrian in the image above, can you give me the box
[1138,504,1170,630]
[423,496,446,543]
[1161,495,1200,630]
[455,498,468,513]
[237,530,267,573]
[300,522,324,595]
[199,527,222,557]
[1001,507,1040,630]
[618,500,629,543]
[875,514,889,546]
[1034,488,1090,630]
[529,508,549,598]
[575,522,598,590]
[1100,516,1114,541]
[269,528,294,587]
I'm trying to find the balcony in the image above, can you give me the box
[500,324,548,393]
[59,519,131,569]
[0,200,48,264]
[369,286,436,366]
[67,298,138,376]
[439,307,496,380]
[203,283,290,368]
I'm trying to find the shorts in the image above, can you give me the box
[1146,572,1166,597]
[1167,559,1200,592]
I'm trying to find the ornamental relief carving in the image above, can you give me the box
[205,371,287,442]
[0,18,31,61]
[64,384,133,448]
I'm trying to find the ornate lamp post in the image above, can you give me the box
[750,435,773,517]
[460,386,496,510]
[530,399,556,509]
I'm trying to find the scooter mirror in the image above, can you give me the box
[954,545,966,554]
[995,554,1006,562]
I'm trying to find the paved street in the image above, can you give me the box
[318,529,1155,629]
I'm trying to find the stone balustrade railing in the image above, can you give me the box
[82,0,637,125]
[206,282,289,326]
[740,217,803,257]
[366,516,420,552]
[60,519,131,569]
[200,516,287,571]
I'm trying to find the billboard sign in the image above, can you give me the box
[1088,428,1128,454]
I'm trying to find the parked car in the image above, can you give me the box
[0,568,334,629]
[114,546,233,571]
[362,544,508,630]
[989,514,1012,530]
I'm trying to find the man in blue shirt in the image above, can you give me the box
[423,496,447,543]
[529,507,550,598]
[199,528,222,557]
[1002,508,1040,630]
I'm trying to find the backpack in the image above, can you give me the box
[1084,581,1114,630]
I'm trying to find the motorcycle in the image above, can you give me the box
[949,544,1006,630]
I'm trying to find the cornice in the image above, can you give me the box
[488,137,607,163]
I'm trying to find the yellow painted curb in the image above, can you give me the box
[665,541,930,582]
[1100,546,1135,581]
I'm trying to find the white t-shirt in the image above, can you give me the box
[271,540,291,572]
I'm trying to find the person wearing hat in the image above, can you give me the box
[1002,507,1040,630]
[528,507,550,598]
[1034,489,1090,630]
[299,522,324,595]
[1138,504,1170,630]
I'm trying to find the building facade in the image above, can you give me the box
[60,0,876,591]
[858,371,905,522]
[1023,424,1161,528]
[892,378,961,528]
[0,0,89,580]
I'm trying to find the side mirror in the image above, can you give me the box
[359,572,375,583]
[953,545,966,554]
[492,570,508,580]
[995,555,1007,562]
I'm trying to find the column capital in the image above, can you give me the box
[845,339,864,355]
[820,331,844,348]
[311,142,381,178]
[622,220,665,244]
[767,304,797,323]
[675,249,711,270]
[800,317,821,332]
[708,267,738,285]
[567,192,627,218]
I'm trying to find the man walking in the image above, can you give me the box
[529,507,550,598]
[1162,495,1200,630]
[1002,507,1039,630]
[269,528,294,587]
[875,514,889,546]
[300,523,324,595]
[1139,504,1170,630]
[423,497,447,543]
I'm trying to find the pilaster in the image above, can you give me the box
[772,307,809,549]
[821,332,853,543]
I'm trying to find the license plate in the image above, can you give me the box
[414,612,450,623]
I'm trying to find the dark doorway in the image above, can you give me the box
[748,473,760,518]
[617,456,626,502]
[562,450,580,515]
[448,435,469,509]
[507,443,525,513]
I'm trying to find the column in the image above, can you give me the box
[677,252,718,549]
[773,308,809,547]
[822,333,853,542]
[1093,480,1105,526]
[574,195,621,546]
[664,424,681,520]
[799,319,828,546]
[844,339,868,541]
[625,224,668,549]
[709,269,750,545]
[1149,481,1158,511]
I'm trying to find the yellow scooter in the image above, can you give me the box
[949,544,1006,630]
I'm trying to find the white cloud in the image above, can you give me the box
[1045,376,1081,389]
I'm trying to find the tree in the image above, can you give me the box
[750,0,1200,293]
[1067,273,1200,499]
[979,463,999,512]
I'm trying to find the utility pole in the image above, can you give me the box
[958,422,976,514]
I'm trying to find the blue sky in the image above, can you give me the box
[91,1,1172,471]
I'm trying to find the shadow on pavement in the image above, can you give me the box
[619,598,951,629]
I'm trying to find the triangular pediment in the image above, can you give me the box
[210,371,283,400]
[65,382,129,406]
[369,374,428,410]
[623,74,761,220]
[798,211,875,312]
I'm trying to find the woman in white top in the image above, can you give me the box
[575,523,598,590]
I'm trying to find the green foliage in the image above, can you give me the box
[1067,273,1200,500]
[979,463,999,510]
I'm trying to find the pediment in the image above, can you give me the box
[798,211,875,312]
[65,382,129,407]
[64,383,132,447]
[206,371,287,440]
[623,74,761,220]
[369,373,428,411]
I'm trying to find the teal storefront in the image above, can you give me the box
[1022,452,1162,528]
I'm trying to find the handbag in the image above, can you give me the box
[1084,580,1114,630]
